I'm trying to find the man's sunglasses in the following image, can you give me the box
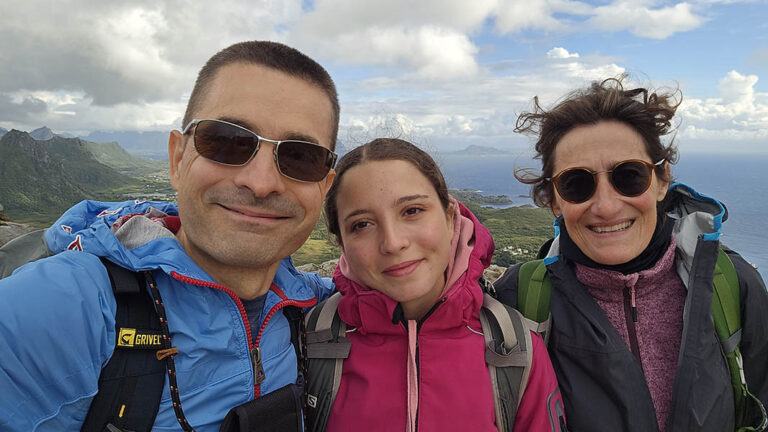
[548,159,665,204]
[181,119,337,183]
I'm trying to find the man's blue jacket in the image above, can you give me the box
[0,200,333,431]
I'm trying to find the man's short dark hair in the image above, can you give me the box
[183,41,340,149]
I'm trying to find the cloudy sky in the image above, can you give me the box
[0,0,766,153]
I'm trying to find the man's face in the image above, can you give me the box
[169,63,335,278]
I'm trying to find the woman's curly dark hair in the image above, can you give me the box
[515,76,681,209]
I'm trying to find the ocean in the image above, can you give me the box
[437,152,768,280]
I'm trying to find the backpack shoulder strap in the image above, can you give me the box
[517,260,552,341]
[282,305,308,389]
[712,248,767,431]
[479,293,533,432]
[304,292,350,432]
[81,259,165,432]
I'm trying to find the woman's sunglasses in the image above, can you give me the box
[181,119,337,183]
[548,159,665,204]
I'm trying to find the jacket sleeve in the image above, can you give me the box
[731,251,768,418]
[0,251,116,431]
[512,332,567,432]
[301,272,335,303]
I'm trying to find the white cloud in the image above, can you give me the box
[547,47,580,59]
[338,49,628,150]
[590,1,704,38]
[493,0,592,33]
[295,25,479,79]
[0,0,762,153]
[679,71,768,142]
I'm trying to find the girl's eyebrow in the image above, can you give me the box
[342,195,430,222]
[395,194,429,206]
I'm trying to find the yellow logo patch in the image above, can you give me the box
[118,328,137,347]
[116,328,163,348]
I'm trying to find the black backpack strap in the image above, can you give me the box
[304,293,350,432]
[81,258,165,432]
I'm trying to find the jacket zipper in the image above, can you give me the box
[623,283,642,366]
[170,272,316,398]
[408,298,448,432]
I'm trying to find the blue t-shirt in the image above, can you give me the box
[241,294,267,344]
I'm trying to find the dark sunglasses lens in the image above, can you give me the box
[557,169,596,203]
[194,120,258,165]
[612,161,651,196]
[277,141,332,182]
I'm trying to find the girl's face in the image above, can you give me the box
[335,159,454,320]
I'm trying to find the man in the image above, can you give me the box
[0,41,338,431]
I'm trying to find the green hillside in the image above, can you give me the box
[85,140,167,176]
[0,131,142,224]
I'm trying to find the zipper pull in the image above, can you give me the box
[630,285,638,323]
[251,346,266,385]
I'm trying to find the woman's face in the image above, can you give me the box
[335,159,454,319]
[551,120,669,265]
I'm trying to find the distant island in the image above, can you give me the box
[442,144,515,156]
[449,189,513,205]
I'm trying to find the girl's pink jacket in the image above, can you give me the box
[327,201,565,432]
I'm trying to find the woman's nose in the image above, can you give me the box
[589,173,622,217]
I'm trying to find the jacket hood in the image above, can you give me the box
[43,199,320,301]
[333,200,495,331]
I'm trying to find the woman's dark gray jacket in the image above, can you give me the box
[495,183,768,432]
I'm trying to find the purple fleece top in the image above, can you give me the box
[575,237,686,432]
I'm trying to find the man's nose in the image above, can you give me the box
[231,142,286,197]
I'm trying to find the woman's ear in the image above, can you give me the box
[656,161,672,201]
[551,198,562,217]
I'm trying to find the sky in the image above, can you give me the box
[0,0,766,153]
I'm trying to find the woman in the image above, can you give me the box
[495,78,768,432]
[308,138,566,431]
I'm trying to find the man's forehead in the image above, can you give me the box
[196,63,335,147]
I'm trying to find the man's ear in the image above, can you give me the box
[168,130,185,191]
[320,169,336,196]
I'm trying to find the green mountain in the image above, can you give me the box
[0,130,142,222]
[84,140,167,176]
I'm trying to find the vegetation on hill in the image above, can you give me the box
[84,140,168,176]
[0,130,174,226]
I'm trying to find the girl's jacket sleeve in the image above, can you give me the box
[513,331,568,432]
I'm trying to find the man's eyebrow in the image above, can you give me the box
[217,116,256,132]
[215,116,320,144]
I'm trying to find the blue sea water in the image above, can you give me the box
[438,152,768,280]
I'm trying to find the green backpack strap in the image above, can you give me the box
[517,260,553,342]
[479,293,533,432]
[712,249,767,432]
[304,293,350,432]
